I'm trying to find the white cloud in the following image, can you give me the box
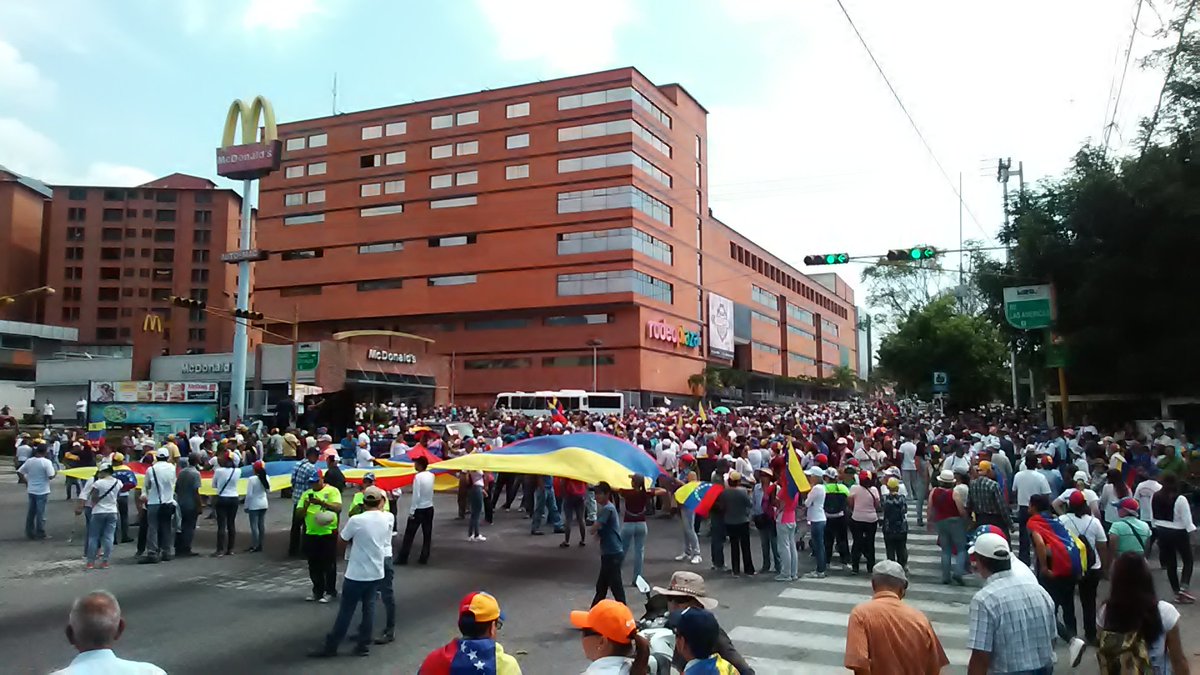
[0,117,153,186]
[0,39,55,106]
[475,0,636,73]
[242,0,325,32]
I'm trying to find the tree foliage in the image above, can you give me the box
[876,296,1008,405]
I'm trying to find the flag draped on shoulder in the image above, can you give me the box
[419,638,520,675]
[784,438,811,497]
[1027,512,1085,578]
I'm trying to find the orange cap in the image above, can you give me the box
[569,599,636,644]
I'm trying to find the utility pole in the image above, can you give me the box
[958,172,964,312]
[997,158,1024,408]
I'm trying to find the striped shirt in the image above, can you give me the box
[290,460,318,505]
[967,569,1057,673]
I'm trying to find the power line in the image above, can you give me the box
[1141,0,1199,155]
[833,0,990,240]
[1103,0,1146,157]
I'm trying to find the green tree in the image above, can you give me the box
[829,365,859,391]
[876,296,1008,405]
[687,367,723,397]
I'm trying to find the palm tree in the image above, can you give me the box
[687,367,723,397]
[830,365,859,391]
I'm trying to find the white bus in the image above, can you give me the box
[494,390,625,416]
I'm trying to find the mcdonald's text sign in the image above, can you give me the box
[216,96,281,180]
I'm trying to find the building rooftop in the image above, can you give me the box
[0,165,53,199]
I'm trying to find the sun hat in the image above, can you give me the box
[938,469,956,484]
[727,470,742,483]
[651,571,719,610]
[569,600,636,644]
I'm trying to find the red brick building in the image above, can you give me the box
[0,166,52,323]
[42,174,243,355]
[254,68,858,407]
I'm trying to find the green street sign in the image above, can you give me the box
[295,341,320,371]
[1003,284,1054,330]
[1044,341,1068,368]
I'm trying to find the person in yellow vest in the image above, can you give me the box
[298,469,343,603]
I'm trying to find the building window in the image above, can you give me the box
[456,140,478,156]
[68,188,87,200]
[543,355,615,367]
[558,151,671,187]
[97,287,120,301]
[455,170,477,186]
[506,133,529,149]
[753,341,780,355]
[281,249,323,261]
[558,118,671,157]
[64,267,83,280]
[385,121,407,136]
[360,204,404,217]
[100,247,121,260]
[787,324,815,340]
[465,318,528,330]
[505,164,529,180]
[284,213,325,226]
[61,307,79,321]
[556,185,671,226]
[153,249,174,263]
[789,352,815,365]
[431,144,452,159]
[99,267,120,281]
[152,268,173,282]
[309,161,327,175]
[285,193,304,206]
[556,270,672,303]
[191,269,210,283]
[464,358,530,370]
[357,278,404,291]
[430,196,477,209]
[751,310,779,327]
[139,269,150,278]
[822,320,840,337]
[63,287,83,302]
[95,327,118,341]
[361,125,383,140]
[154,229,175,242]
[384,179,405,194]
[96,307,119,320]
[361,183,381,197]
[188,328,207,342]
[557,86,672,127]
[506,102,530,118]
[543,313,612,326]
[280,285,322,297]
[285,165,304,178]
[102,189,123,201]
[431,114,453,129]
[751,285,778,310]
[556,227,672,264]
[191,230,212,245]
[360,154,381,168]
[429,234,476,248]
[101,228,122,241]
[456,110,479,126]
[67,207,86,221]
[430,174,453,189]
[194,210,212,224]
[102,208,123,222]
[384,151,406,165]
[192,250,210,263]
[67,227,86,241]
[286,137,306,151]
[155,191,177,203]
[358,241,404,254]
[428,274,477,286]
[309,133,327,147]
[307,190,325,204]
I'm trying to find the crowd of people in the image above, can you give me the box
[10,397,1200,672]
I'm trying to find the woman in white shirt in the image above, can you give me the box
[1150,474,1196,604]
[244,461,270,553]
[1098,552,1189,674]
[804,467,828,579]
[1058,491,1107,644]
[211,455,241,557]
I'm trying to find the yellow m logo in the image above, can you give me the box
[142,313,164,334]
[221,96,278,148]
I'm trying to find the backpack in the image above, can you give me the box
[1095,629,1154,675]
[1063,515,1100,575]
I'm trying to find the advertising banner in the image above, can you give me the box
[708,293,734,360]
[91,381,220,404]
[88,402,219,426]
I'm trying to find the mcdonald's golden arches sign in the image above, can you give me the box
[215,95,281,180]
[142,313,164,334]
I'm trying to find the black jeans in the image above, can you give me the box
[592,553,626,606]
[1078,568,1102,642]
[883,533,908,567]
[288,505,305,557]
[710,518,726,568]
[562,496,586,543]
[1017,506,1032,564]
[849,520,877,573]
[116,496,130,542]
[397,507,434,564]
[214,496,239,553]
[825,516,850,566]
[727,522,754,575]
[1157,527,1194,594]
[305,533,339,599]
[176,505,199,553]
[1040,575,1078,641]
[491,473,520,509]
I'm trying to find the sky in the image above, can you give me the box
[0,0,1173,303]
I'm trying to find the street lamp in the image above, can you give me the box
[585,339,603,392]
[0,286,55,306]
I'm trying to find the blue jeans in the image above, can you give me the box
[621,521,647,582]
[247,509,266,549]
[936,517,968,582]
[810,520,828,573]
[324,577,380,652]
[26,493,48,538]
[776,521,798,578]
[531,485,562,533]
[680,508,701,557]
[468,485,484,538]
[86,512,117,563]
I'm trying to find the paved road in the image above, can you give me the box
[2,467,1197,673]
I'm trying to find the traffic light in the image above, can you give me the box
[804,253,850,266]
[169,295,205,309]
[886,247,938,262]
[232,308,265,321]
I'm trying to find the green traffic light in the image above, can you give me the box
[825,254,837,264]
[910,248,922,260]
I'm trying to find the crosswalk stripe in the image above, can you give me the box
[755,605,971,638]
[747,656,851,675]
[791,576,975,602]
[730,626,973,665]
[779,588,969,615]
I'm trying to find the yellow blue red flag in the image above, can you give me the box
[785,438,811,497]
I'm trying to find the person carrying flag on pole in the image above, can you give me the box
[418,591,522,674]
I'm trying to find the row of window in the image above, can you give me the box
[281,194,478,226]
[557,87,671,128]
[67,188,212,204]
[558,119,671,157]
[751,310,779,327]
[752,341,780,355]
[275,273,481,297]
[786,324,815,340]
[557,185,671,226]
[558,150,671,187]
[556,270,673,304]
[822,319,840,337]
[66,208,212,224]
[69,226,210,243]
[464,354,615,370]
[788,303,814,325]
[751,285,778,310]
[730,241,850,320]
[284,133,329,151]
[66,246,212,263]
[285,162,328,178]
[556,227,672,264]
[789,352,816,365]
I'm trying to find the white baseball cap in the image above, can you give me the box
[969,532,1010,560]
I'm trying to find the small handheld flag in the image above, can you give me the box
[784,438,811,497]
[697,401,708,423]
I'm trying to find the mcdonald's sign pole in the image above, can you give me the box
[216,96,280,422]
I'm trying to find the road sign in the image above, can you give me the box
[1003,284,1054,330]
[932,371,949,393]
[221,248,269,264]
[295,342,320,371]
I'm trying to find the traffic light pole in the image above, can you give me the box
[229,178,254,423]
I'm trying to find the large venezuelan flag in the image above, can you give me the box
[63,460,296,496]
[435,433,660,488]
[784,439,811,498]
[675,481,724,517]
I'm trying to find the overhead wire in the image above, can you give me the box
[1103,0,1147,157]
[1141,0,1199,155]
[832,0,990,241]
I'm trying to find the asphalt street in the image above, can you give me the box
[1,467,1197,674]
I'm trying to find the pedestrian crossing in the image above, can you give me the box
[728,517,980,674]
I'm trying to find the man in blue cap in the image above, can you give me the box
[667,608,739,674]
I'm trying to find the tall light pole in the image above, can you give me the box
[997,158,1024,409]
[586,339,603,391]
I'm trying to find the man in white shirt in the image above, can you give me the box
[14,433,32,471]
[188,431,204,455]
[42,399,55,428]
[397,456,436,565]
[19,444,56,539]
[138,448,177,564]
[941,444,971,476]
[898,437,919,499]
[75,398,88,427]
[52,591,165,674]
[79,462,121,568]
[1011,454,1051,565]
[310,486,393,658]
[356,439,374,469]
